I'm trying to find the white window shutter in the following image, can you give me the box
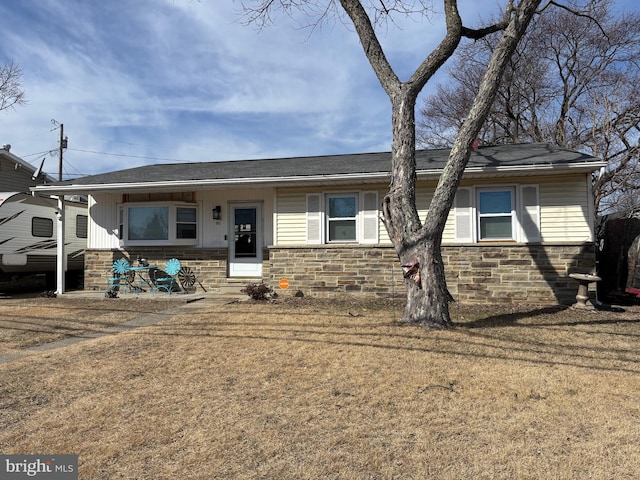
[360,191,379,244]
[519,184,540,242]
[454,187,474,243]
[306,193,322,244]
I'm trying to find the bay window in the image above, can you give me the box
[120,204,198,245]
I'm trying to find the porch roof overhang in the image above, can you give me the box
[31,143,606,196]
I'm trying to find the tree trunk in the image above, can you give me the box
[339,0,542,328]
[384,90,453,329]
[401,237,453,328]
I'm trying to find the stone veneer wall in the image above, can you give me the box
[267,243,597,304]
[85,244,595,304]
[84,247,263,292]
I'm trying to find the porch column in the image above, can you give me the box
[56,195,66,294]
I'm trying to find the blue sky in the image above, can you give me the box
[0,0,638,180]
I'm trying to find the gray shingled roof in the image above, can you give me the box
[35,143,604,193]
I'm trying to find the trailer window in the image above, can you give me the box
[76,215,88,239]
[32,217,53,238]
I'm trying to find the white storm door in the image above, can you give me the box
[229,204,263,277]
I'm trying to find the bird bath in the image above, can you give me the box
[569,273,601,309]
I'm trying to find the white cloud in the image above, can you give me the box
[0,0,507,178]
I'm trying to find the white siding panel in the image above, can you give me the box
[276,192,307,245]
[539,179,592,242]
[88,193,121,249]
[519,184,540,242]
[416,187,433,223]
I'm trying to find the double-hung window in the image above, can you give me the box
[306,191,379,245]
[327,194,357,242]
[454,185,540,243]
[477,187,515,241]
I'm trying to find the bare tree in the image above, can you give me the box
[242,0,547,328]
[418,0,640,231]
[0,62,26,112]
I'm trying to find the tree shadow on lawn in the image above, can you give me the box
[458,305,640,330]
[140,306,640,375]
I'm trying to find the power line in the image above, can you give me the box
[67,148,197,163]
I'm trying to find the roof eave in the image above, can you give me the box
[31,161,606,195]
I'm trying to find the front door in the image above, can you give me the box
[229,204,263,277]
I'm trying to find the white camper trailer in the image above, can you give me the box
[0,192,87,285]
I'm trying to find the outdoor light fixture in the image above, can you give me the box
[212,205,222,220]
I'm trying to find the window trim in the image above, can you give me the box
[326,193,358,243]
[119,202,199,246]
[306,190,379,245]
[454,184,541,244]
[476,187,516,241]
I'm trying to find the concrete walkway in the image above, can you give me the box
[0,291,243,365]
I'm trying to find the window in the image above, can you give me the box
[76,215,88,239]
[306,191,378,245]
[176,207,197,239]
[477,188,515,240]
[32,217,53,238]
[121,204,198,245]
[128,206,169,241]
[327,194,357,242]
[454,185,540,243]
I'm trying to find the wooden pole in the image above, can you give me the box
[58,123,63,182]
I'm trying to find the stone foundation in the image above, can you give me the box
[84,243,595,304]
[267,243,596,305]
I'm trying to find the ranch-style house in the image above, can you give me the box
[33,142,606,304]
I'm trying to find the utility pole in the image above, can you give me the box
[58,123,64,182]
[51,119,68,294]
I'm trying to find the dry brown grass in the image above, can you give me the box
[1,297,639,479]
[0,297,175,354]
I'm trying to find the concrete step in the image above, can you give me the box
[214,278,263,296]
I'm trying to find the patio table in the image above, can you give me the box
[128,265,158,294]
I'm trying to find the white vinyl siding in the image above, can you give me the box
[416,187,433,224]
[519,184,540,242]
[539,180,592,242]
[276,192,307,245]
[88,193,122,249]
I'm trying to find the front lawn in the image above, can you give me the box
[1,299,638,479]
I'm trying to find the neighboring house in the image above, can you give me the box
[32,143,606,304]
[0,144,54,190]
